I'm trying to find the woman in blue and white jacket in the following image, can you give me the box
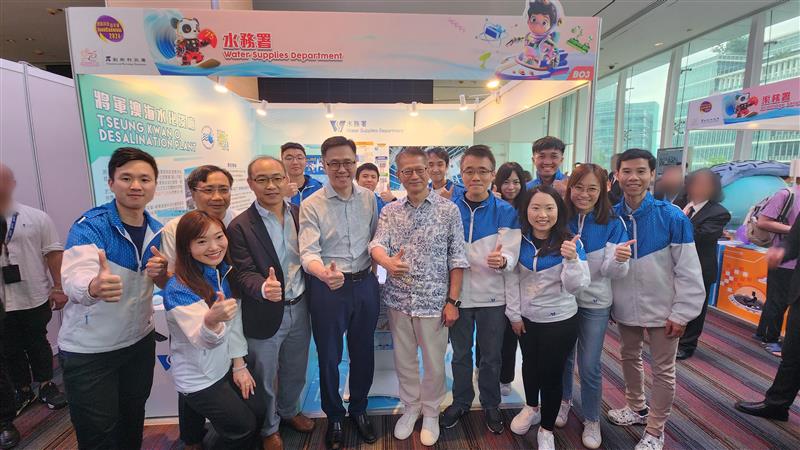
[163,210,264,450]
[557,164,633,449]
[506,185,590,450]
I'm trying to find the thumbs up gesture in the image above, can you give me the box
[561,235,580,260]
[89,250,123,302]
[487,243,507,269]
[322,261,345,291]
[263,267,283,302]
[386,248,410,277]
[205,292,238,329]
[379,188,396,203]
[146,246,168,280]
[286,182,299,198]
[614,239,636,263]
[439,183,455,200]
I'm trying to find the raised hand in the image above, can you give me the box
[439,183,455,200]
[263,267,282,302]
[322,262,345,291]
[146,246,168,280]
[487,243,506,269]
[286,182,299,198]
[614,239,636,263]
[205,292,238,327]
[89,250,123,302]
[379,188,396,203]
[385,248,410,278]
[561,235,580,260]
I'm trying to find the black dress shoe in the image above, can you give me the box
[350,414,377,444]
[440,405,467,429]
[0,421,20,450]
[734,401,789,422]
[676,348,694,360]
[325,420,343,449]
[485,408,505,434]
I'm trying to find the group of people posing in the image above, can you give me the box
[51,135,715,450]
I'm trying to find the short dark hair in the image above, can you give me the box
[396,147,427,168]
[494,162,527,210]
[617,148,656,172]
[247,156,285,179]
[356,163,380,179]
[532,136,566,154]
[522,170,533,183]
[280,142,306,155]
[426,147,450,165]
[108,147,158,180]
[462,145,496,170]
[321,136,356,158]
[186,165,233,191]
[686,168,724,203]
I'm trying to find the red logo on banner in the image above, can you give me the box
[700,101,712,113]
[567,66,594,80]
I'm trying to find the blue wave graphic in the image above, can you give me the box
[144,9,184,62]
[155,61,306,77]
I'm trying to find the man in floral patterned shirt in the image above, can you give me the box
[370,147,469,447]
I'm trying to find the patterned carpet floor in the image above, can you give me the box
[13,308,799,449]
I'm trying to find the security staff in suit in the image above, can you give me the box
[736,214,800,421]
[677,169,731,360]
[227,156,314,450]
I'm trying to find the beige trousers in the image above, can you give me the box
[388,308,449,417]
[618,324,680,437]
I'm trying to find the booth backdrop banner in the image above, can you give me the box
[76,74,257,222]
[687,78,800,130]
[67,4,599,81]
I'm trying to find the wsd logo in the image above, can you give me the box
[330,120,367,132]
[157,354,172,371]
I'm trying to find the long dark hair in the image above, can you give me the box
[174,210,236,306]
[565,163,612,224]
[519,185,574,256]
[494,162,527,210]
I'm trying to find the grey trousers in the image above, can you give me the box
[246,298,311,437]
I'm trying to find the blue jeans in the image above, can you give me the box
[562,306,610,422]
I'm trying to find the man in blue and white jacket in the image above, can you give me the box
[440,145,521,434]
[59,148,166,450]
[606,149,705,450]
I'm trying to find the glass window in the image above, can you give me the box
[556,92,577,170]
[623,52,671,154]
[591,75,618,171]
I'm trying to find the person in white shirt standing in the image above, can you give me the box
[0,164,68,413]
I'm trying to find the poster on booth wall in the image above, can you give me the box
[356,142,391,192]
[76,74,258,223]
[67,1,599,81]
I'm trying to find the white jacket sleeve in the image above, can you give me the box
[227,299,248,358]
[600,242,630,280]
[668,243,706,326]
[169,302,228,350]
[62,244,103,307]
[497,227,522,272]
[562,258,591,296]
[504,266,522,323]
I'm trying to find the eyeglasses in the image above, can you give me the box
[283,155,306,162]
[572,186,601,195]
[325,160,356,171]
[398,168,426,177]
[462,169,493,178]
[193,187,231,195]
[252,175,285,186]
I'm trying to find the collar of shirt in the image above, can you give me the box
[684,200,709,216]
[254,200,288,221]
[400,189,436,209]
[324,181,364,201]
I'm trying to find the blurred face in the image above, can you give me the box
[248,159,286,208]
[0,170,16,214]
[618,158,654,198]
[357,169,379,192]
[397,155,429,196]
[427,154,448,184]
[570,172,601,214]
[281,148,307,178]
[533,148,563,180]
[191,171,231,219]
[527,192,558,236]
[323,145,357,192]
[659,166,683,192]
[108,160,157,211]
[460,155,494,197]
[500,171,522,201]
[190,222,228,266]
[688,172,715,203]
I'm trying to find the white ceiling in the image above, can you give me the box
[0,0,790,75]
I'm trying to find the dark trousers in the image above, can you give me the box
[680,280,713,352]
[2,301,54,388]
[765,302,800,410]
[474,318,518,384]
[0,309,17,423]
[758,268,793,343]
[59,332,155,450]
[309,273,379,420]
[179,371,266,450]
[518,315,578,431]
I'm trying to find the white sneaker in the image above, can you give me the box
[393,408,420,440]
[634,432,664,450]
[420,416,440,446]
[537,428,555,450]
[500,383,512,396]
[582,420,602,449]
[607,405,649,426]
[555,400,571,427]
[510,405,540,435]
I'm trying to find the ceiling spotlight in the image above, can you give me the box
[324,103,334,119]
[459,94,467,111]
[256,100,267,117]
[25,37,35,41]
[486,78,500,89]
[5,39,15,44]
[654,42,664,47]
[33,49,45,55]
[214,76,228,93]
[410,101,419,117]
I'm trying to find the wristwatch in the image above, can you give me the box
[446,297,461,307]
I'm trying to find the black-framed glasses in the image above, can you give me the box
[398,168,427,177]
[193,187,231,195]
[252,175,286,185]
[325,160,356,171]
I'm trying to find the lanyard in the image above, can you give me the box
[5,213,18,245]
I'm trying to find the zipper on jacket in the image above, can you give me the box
[460,197,486,243]
[113,225,163,272]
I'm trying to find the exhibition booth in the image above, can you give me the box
[63,2,602,419]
